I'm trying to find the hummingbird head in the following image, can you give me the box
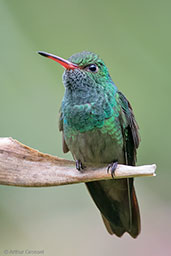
[38,51,113,90]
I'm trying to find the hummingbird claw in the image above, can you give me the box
[107,161,118,178]
[76,160,84,171]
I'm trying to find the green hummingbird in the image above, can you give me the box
[38,50,141,238]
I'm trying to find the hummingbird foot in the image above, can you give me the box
[107,161,118,178]
[76,160,84,171]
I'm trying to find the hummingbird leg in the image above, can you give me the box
[107,161,118,178]
[76,160,84,171]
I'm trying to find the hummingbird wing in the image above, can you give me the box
[118,91,141,236]
[59,111,69,153]
[118,91,140,164]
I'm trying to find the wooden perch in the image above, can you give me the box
[0,137,156,187]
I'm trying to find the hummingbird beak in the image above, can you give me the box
[38,51,78,70]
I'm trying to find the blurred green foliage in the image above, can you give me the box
[0,0,170,255]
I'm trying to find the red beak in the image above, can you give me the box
[38,51,78,70]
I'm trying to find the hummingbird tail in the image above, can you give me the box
[85,178,141,238]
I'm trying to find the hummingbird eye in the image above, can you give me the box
[85,64,98,73]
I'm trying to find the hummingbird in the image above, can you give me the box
[38,50,141,238]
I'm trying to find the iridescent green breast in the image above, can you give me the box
[62,91,125,153]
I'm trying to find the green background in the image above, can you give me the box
[0,0,170,255]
